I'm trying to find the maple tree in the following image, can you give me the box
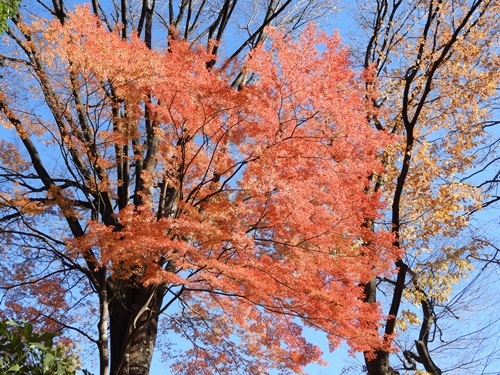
[0,2,398,375]
[349,0,500,374]
[3,1,499,374]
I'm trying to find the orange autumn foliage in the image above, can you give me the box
[1,6,399,374]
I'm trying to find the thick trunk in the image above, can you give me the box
[365,351,399,375]
[108,280,166,375]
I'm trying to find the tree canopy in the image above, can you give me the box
[0,3,398,375]
[0,1,499,375]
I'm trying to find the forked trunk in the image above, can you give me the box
[364,351,399,375]
[107,280,166,375]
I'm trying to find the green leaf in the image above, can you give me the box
[23,322,34,341]
[43,352,56,370]
[4,319,19,327]
[29,342,49,351]
[6,364,20,372]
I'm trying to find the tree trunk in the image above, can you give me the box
[363,278,400,375]
[415,298,441,375]
[108,280,166,375]
[365,350,399,375]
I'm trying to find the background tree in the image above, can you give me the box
[0,0,19,33]
[0,2,397,375]
[350,0,500,373]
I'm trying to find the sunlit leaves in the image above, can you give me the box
[0,5,401,374]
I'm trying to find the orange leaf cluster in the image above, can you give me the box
[1,6,401,373]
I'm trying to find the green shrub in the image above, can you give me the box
[0,320,81,375]
[0,0,19,33]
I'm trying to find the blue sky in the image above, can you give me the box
[4,1,500,374]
